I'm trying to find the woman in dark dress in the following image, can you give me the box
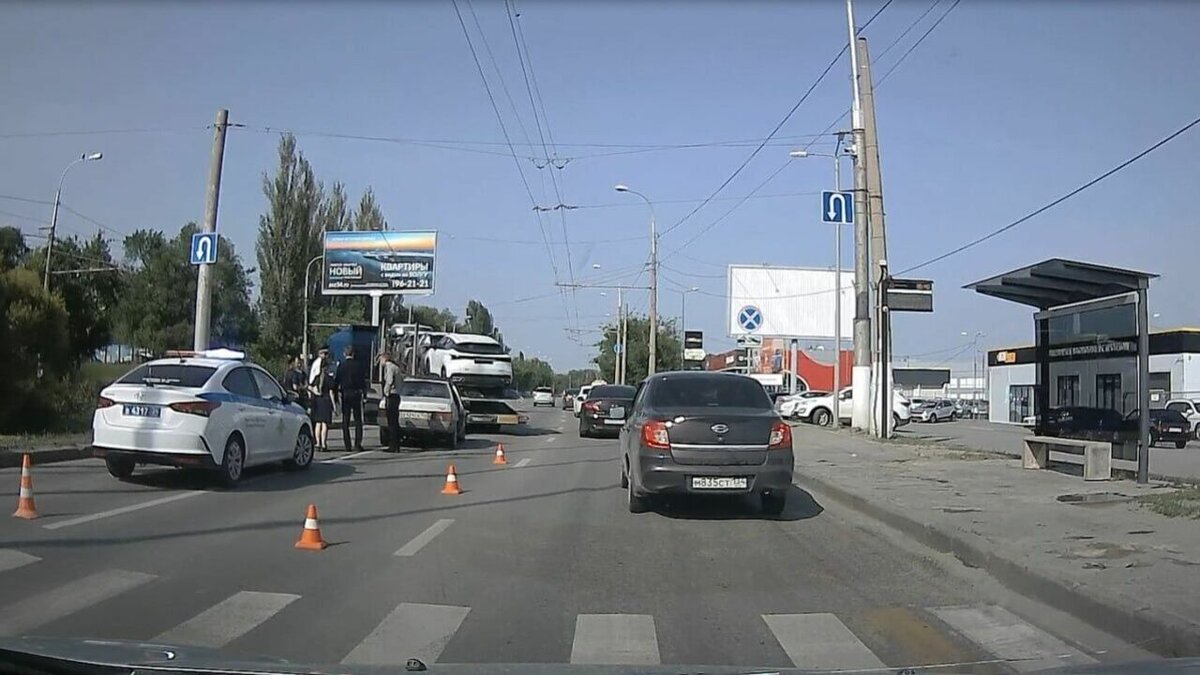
[308,354,335,451]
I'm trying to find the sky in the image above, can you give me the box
[2,0,1198,372]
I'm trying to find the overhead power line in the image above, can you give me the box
[875,0,962,86]
[897,112,1200,276]
[0,126,205,139]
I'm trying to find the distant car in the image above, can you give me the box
[579,384,636,438]
[913,399,957,423]
[383,378,467,450]
[92,351,314,486]
[573,385,595,417]
[619,371,793,515]
[532,386,555,407]
[561,389,578,409]
[778,391,830,419]
[1149,409,1191,449]
[790,387,910,428]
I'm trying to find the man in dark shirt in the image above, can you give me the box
[334,345,368,452]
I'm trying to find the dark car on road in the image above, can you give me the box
[619,371,794,515]
[579,384,636,438]
[1148,408,1191,448]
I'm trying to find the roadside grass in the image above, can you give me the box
[1136,486,1200,519]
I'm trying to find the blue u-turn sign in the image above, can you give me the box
[190,232,218,265]
[821,191,854,225]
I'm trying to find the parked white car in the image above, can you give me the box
[1164,399,1200,439]
[92,351,314,486]
[778,391,831,419]
[912,399,957,423]
[792,387,910,428]
[422,332,513,389]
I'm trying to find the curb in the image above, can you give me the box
[792,464,1200,658]
[0,446,93,469]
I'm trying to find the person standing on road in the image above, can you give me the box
[308,350,335,451]
[378,351,402,453]
[283,356,308,410]
[335,345,367,452]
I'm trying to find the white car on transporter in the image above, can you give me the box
[421,332,513,389]
[92,350,314,487]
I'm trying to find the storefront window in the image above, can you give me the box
[1009,385,1035,423]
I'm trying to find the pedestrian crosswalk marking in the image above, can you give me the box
[930,605,1096,673]
[342,602,470,665]
[762,613,885,671]
[394,519,454,557]
[0,569,156,635]
[154,591,299,648]
[571,614,660,665]
[0,549,40,574]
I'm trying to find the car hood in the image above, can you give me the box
[0,636,1194,675]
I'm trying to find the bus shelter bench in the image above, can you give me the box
[1023,436,1112,481]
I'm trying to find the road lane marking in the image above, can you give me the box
[394,519,454,557]
[513,458,532,468]
[571,614,660,665]
[43,491,206,530]
[155,591,299,648]
[0,569,156,635]
[0,549,40,574]
[763,613,885,671]
[342,602,469,665]
[321,450,376,463]
[930,605,1096,673]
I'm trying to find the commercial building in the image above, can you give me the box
[986,328,1200,424]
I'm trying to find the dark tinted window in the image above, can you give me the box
[648,376,771,409]
[588,385,636,399]
[1166,402,1192,413]
[1151,409,1188,423]
[223,368,259,398]
[400,381,451,398]
[118,364,215,388]
[450,340,505,355]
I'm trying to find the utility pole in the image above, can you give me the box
[648,217,659,376]
[192,108,230,352]
[858,36,891,437]
[617,286,625,385]
[620,294,628,384]
[847,0,872,432]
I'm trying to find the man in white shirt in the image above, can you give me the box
[378,351,403,453]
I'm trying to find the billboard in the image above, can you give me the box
[727,265,852,339]
[323,230,437,295]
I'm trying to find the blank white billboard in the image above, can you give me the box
[727,265,853,340]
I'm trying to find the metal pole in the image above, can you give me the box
[790,339,798,395]
[192,108,229,352]
[680,289,687,365]
[1137,285,1151,484]
[44,155,95,291]
[833,137,844,414]
[620,296,628,384]
[648,210,658,376]
[301,254,322,363]
[879,266,890,438]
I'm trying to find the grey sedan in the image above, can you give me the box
[619,371,794,515]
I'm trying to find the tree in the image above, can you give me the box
[460,300,496,337]
[353,187,386,231]
[0,267,71,430]
[593,314,681,384]
[512,354,554,391]
[25,233,124,366]
[553,368,601,391]
[310,180,368,330]
[115,224,256,355]
[256,134,322,357]
[0,226,28,271]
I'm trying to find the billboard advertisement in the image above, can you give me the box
[727,265,852,339]
[322,230,437,295]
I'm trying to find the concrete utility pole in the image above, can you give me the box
[192,109,230,352]
[847,0,872,432]
[857,37,891,437]
[614,185,659,377]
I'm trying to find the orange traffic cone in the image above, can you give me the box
[13,454,38,520]
[294,504,327,550]
[441,463,463,495]
[493,443,508,465]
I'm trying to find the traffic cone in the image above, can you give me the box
[441,463,463,495]
[294,504,327,550]
[493,443,508,465]
[13,454,38,520]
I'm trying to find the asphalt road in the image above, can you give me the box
[898,418,1200,481]
[0,407,1152,673]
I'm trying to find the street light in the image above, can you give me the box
[790,138,849,408]
[614,184,659,375]
[301,255,323,363]
[44,152,104,291]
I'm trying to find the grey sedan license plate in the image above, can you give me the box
[691,476,748,489]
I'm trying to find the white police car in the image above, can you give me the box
[92,350,314,486]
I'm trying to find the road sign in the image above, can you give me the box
[737,305,763,333]
[886,277,934,312]
[683,348,706,361]
[613,343,622,354]
[684,330,703,349]
[821,191,854,225]
[190,232,218,265]
[737,335,762,347]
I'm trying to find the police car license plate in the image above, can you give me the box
[123,405,160,418]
